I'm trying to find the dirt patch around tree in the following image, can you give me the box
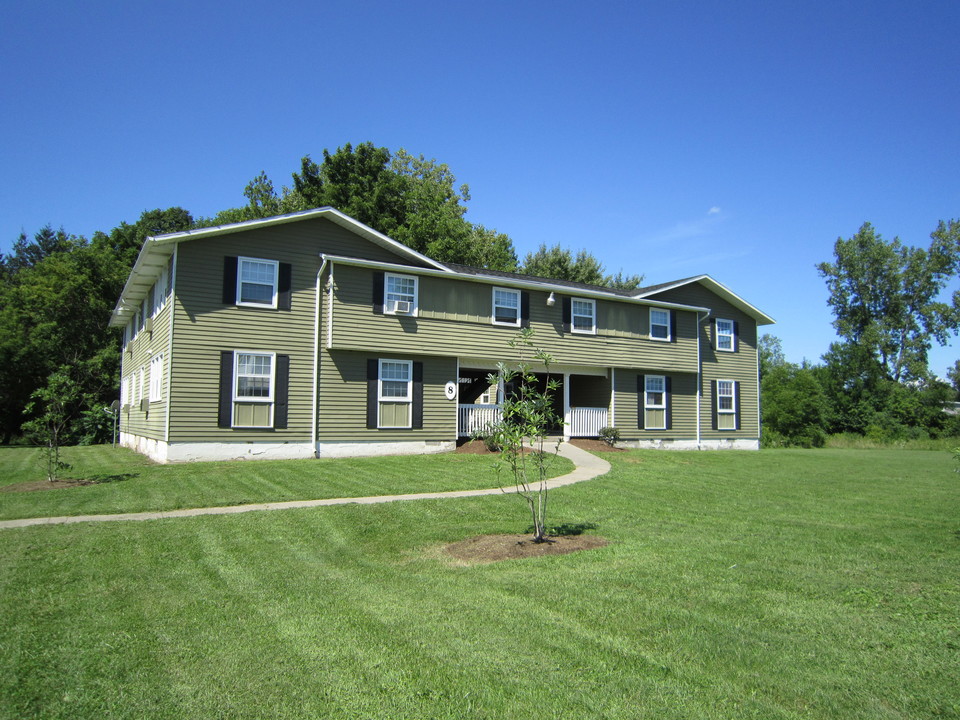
[1,478,95,493]
[443,533,609,565]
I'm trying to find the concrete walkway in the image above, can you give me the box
[0,442,611,530]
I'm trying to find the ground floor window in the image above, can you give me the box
[378,359,412,428]
[638,374,671,430]
[715,379,738,431]
[218,350,290,430]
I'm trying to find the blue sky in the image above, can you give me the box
[2,0,958,374]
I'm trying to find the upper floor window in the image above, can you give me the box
[571,298,596,334]
[492,287,521,326]
[650,308,670,341]
[715,318,735,352]
[385,273,417,315]
[238,257,279,308]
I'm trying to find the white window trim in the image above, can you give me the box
[384,273,418,316]
[649,308,671,341]
[492,287,521,327]
[378,358,413,429]
[149,354,163,403]
[644,375,667,430]
[716,318,735,352]
[571,298,596,335]
[717,380,737,414]
[232,351,276,428]
[138,368,145,406]
[237,256,279,309]
[121,376,131,407]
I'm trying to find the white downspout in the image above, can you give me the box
[697,310,710,449]
[609,367,616,430]
[163,243,178,447]
[312,257,328,454]
[563,372,571,440]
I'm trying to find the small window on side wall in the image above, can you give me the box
[571,298,596,334]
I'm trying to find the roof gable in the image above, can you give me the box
[634,275,775,325]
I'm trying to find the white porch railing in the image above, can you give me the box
[570,407,608,437]
[458,404,503,437]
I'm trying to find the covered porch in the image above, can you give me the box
[456,364,610,439]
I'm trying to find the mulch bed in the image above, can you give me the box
[444,533,608,565]
[456,438,626,454]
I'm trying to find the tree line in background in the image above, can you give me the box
[760,220,960,447]
[1,141,958,448]
[0,142,641,445]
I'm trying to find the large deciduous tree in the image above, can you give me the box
[521,244,643,290]
[817,220,960,382]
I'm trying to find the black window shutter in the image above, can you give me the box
[520,292,530,328]
[366,359,378,429]
[278,263,292,310]
[733,321,740,352]
[709,318,716,350]
[219,351,234,428]
[412,362,424,430]
[372,272,384,314]
[670,311,678,343]
[711,380,718,430]
[734,381,741,431]
[274,355,290,429]
[665,376,673,430]
[223,257,238,305]
[637,374,645,429]
[562,297,571,333]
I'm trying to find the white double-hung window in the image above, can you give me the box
[717,379,737,430]
[233,352,275,427]
[571,298,596,334]
[149,354,163,402]
[650,308,670,341]
[237,257,279,308]
[378,359,412,428]
[716,318,735,351]
[492,287,520,326]
[385,273,417,315]
[644,375,667,429]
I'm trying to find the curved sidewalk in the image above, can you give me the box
[0,443,610,530]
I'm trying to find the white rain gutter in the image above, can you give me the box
[312,257,329,451]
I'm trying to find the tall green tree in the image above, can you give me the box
[817,220,960,382]
[521,243,643,290]
[91,207,194,268]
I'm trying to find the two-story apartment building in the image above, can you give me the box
[109,207,774,462]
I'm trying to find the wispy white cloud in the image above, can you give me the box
[644,207,726,245]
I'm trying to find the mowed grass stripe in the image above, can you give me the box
[0,449,957,718]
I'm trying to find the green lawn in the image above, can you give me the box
[0,445,571,520]
[1,448,958,719]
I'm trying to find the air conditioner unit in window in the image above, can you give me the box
[144,317,154,334]
[392,300,412,314]
[124,341,133,355]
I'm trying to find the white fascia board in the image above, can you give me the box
[322,254,709,313]
[147,207,450,272]
[635,274,776,326]
[110,240,175,327]
[111,207,451,327]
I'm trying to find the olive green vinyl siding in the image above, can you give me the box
[318,350,457,442]
[119,293,173,441]
[330,264,699,372]
[646,283,760,438]
[612,370,698,440]
[167,230,320,443]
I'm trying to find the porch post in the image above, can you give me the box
[562,372,571,440]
